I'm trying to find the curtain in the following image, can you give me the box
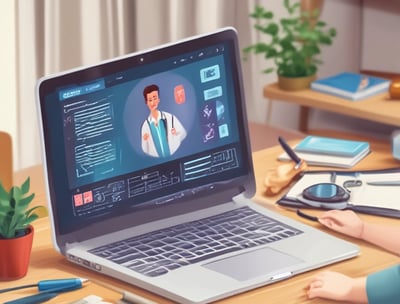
[14,0,262,170]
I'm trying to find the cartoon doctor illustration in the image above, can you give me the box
[141,84,187,157]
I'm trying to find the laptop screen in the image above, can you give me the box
[37,28,254,237]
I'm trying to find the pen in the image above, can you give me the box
[0,278,88,293]
[39,278,88,291]
[278,136,303,169]
[4,279,89,304]
[4,292,59,304]
[122,291,158,304]
[366,181,400,186]
[90,278,158,304]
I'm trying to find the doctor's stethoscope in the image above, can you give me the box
[295,179,363,221]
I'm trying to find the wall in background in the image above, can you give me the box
[308,0,400,139]
[242,0,363,130]
[361,0,400,74]
[0,2,17,145]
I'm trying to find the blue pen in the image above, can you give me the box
[38,278,88,291]
[4,292,59,304]
[0,278,88,293]
[278,136,303,169]
[3,279,88,304]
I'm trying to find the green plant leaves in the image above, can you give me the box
[265,23,279,36]
[284,0,300,15]
[0,177,39,239]
[243,0,337,77]
[265,48,278,59]
[17,193,35,209]
[250,5,273,19]
[262,68,275,74]
[21,177,30,194]
[0,182,10,201]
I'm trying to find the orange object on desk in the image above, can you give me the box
[389,79,400,99]
[264,160,308,195]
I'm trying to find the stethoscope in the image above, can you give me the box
[296,180,363,216]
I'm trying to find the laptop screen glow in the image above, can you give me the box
[38,29,253,236]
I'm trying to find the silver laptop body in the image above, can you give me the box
[36,27,359,304]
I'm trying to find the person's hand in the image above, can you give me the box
[171,128,176,135]
[143,133,149,141]
[318,210,364,239]
[307,271,367,303]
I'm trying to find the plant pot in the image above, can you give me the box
[0,225,34,281]
[278,74,317,91]
[301,0,324,16]
[301,0,324,27]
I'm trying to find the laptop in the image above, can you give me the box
[36,27,359,303]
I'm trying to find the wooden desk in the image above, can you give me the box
[264,83,399,132]
[3,142,400,304]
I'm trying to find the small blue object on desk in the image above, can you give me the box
[311,72,391,101]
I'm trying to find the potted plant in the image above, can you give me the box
[0,177,46,280]
[243,0,337,90]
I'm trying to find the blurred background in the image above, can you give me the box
[1,0,399,170]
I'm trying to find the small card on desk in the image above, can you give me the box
[278,136,370,168]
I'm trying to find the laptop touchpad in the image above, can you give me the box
[203,247,303,281]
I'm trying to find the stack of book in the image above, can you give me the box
[278,135,370,168]
[310,72,391,101]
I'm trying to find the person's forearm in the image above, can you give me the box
[348,277,368,303]
[361,222,400,255]
[366,265,400,303]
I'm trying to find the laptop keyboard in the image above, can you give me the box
[89,207,303,277]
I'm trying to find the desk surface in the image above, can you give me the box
[3,140,400,304]
[264,83,400,132]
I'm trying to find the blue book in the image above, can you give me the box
[294,136,370,157]
[311,72,390,101]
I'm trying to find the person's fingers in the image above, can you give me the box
[307,271,351,300]
[308,272,326,289]
[318,217,339,230]
[308,287,329,299]
[309,280,323,289]
[318,211,349,228]
[307,278,324,299]
[307,274,335,299]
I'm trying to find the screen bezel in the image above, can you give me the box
[36,27,255,250]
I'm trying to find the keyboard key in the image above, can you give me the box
[88,207,303,277]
